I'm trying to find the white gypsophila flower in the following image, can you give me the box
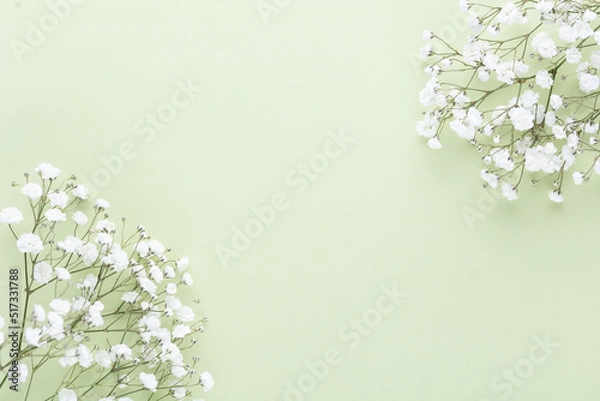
[58,388,77,401]
[32,304,46,322]
[111,344,133,360]
[35,163,61,180]
[427,137,442,150]
[79,243,99,266]
[48,191,69,209]
[172,324,191,339]
[177,306,195,323]
[50,299,71,315]
[33,262,53,284]
[71,184,90,200]
[45,208,67,222]
[77,273,98,291]
[149,264,164,283]
[101,245,129,272]
[59,348,78,368]
[96,232,113,246]
[58,236,83,253]
[95,198,110,210]
[95,219,116,233]
[164,265,176,278]
[72,211,88,225]
[573,171,585,185]
[0,207,24,224]
[86,301,105,327]
[17,233,44,254]
[501,183,518,201]
[535,70,554,89]
[181,272,193,286]
[548,190,564,203]
[139,372,158,392]
[166,283,178,295]
[24,327,45,347]
[480,170,499,188]
[19,363,28,383]
[176,256,189,272]
[147,239,165,256]
[173,388,187,399]
[21,182,43,200]
[55,267,71,281]
[46,311,65,340]
[165,296,182,311]
[200,371,214,392]
[139,276,157,296]
[579,73,600,93]
[77,344,93,368]
[121,291,140,303]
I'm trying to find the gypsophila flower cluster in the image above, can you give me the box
[417,0,600,202]
[0,164,212,401]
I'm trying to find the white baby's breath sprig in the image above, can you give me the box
[418,0,600,202]
[0,163,212,400]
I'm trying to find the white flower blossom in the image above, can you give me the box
[71,185,90,200]
[21,183,43,200]
[139,372,158,392]
[48,191,69,209]
[58,389,77,401]
[0,207,23,224]
[33,262,53,284]
[35,163,61,179]
[72,211,88,225]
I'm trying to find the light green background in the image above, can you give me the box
[0,1,599,400]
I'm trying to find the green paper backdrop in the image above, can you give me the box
[0,1,599,400]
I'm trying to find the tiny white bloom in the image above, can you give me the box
[139,372,158,392]
[50,299,71,315]
[95,198,110,210]
[181,272,193,286]
[72,211,88,226]
[548,190,564,203]
[200,371,214,392]
[173,388,187,399]
[48,191,69,209]
[176,256,189,272]
[45,208,67,222]
[172,324,191,339]
[32,304,46,322]
[71,185,90,200]
[58,388,77,401]
[573,172,585,185]
[177,306,195,323]
[121,291,140,304]
[24,327,44,347]
[58,236,82,253]
[35,163,61,180]
[427,137,442,149]
[166,283,177,295]
[33,262,53,284]
[501,183,518,201]
[95,350,114,369]
[0,207,24,224]
[17,233,44,254]
[21,183,43,200]
[55,267,71,281]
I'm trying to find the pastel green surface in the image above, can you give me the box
[0,1,599,400]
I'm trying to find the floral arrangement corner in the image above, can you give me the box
[417,0,600,203]
[0,163,213,401]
